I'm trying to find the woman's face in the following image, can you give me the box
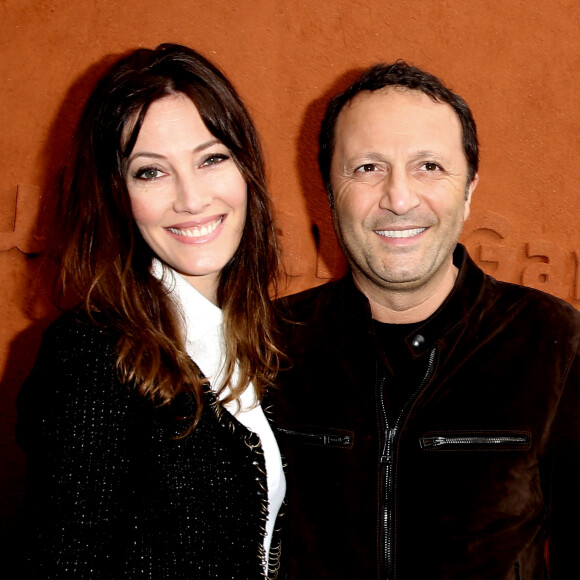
[125,94,247,302]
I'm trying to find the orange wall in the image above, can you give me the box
[1,0,579,541]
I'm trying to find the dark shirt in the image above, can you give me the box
[373,320,429,425]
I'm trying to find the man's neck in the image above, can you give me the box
[353,261,458,324]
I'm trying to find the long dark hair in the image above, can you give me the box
[52,43,281,422]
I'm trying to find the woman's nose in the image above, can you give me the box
[172,174,211,214]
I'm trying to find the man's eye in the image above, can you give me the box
[356,164,378,173]
[135,167,163,180]
[422,162,441,171]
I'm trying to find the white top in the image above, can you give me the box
[152,261,286,566]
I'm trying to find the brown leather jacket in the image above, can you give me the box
[269,245,580,579]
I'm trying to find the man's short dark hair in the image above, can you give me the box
[318,61,479,201]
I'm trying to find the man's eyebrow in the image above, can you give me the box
[413,149,445,159]
[347,152,388,163]
[346,150,447,164]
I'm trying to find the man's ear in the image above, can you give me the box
[464,173,479,220]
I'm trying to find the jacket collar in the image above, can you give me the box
[340,244,486,357]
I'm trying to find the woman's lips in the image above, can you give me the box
[166,215,225,243]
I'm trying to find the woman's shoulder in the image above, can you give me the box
[43,309,118,349]
[32,309,126,374]
[17,310,141,448]
[20,310,124,406]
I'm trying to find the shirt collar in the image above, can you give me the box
[151,259,223,344]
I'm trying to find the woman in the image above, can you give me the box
[17,43,285,579]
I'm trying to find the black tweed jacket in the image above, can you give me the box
[17,312,277,579]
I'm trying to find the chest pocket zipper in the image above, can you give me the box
[276,426,354,449]
[419,431,531,451]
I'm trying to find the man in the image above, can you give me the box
[270,62,580,579]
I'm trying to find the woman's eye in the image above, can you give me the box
[135,167,164,180]
[202,153,229,167]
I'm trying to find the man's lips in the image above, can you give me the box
[375,227,426,239]
[167,216,224,238]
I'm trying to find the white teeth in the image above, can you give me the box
[168,217,223,238]
[376,227,426,238]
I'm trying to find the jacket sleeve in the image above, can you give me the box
[17,316,139,578]
[549,344,580,578]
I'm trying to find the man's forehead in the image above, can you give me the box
[349,85,419,103]
[340,87,452,120]
[334,88,463,147]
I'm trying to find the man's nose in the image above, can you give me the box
[378,168,420,215]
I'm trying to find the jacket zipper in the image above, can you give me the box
[276,427,352,447]
[378,347,436,579]
[420,434,529,449]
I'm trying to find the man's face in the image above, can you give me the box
[330,88,478,296]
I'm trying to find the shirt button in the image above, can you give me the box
[411,334,425,349]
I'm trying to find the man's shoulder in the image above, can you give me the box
[459,247,579,330]
[278,279,341,306]
[484,274,580,333]
[276,277,353,323]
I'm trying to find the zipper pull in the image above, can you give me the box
[324,433,351,446]
[380,428,396,464]
[420,436,444,449]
